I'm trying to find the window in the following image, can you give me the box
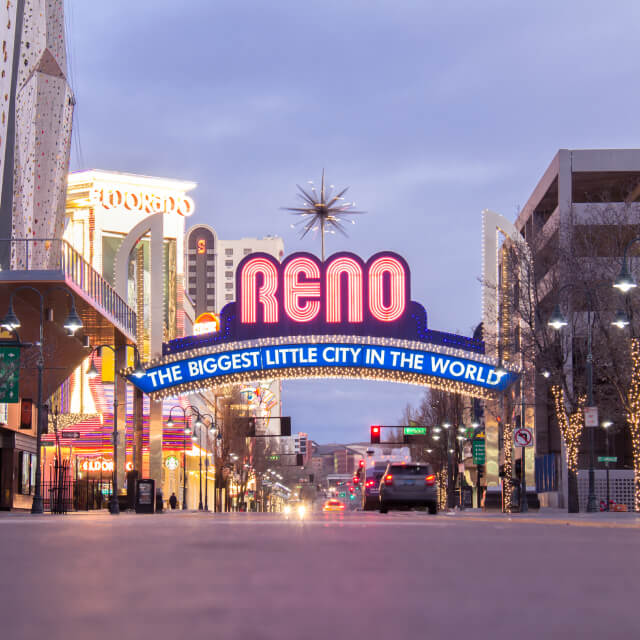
[225,294,233,300]
[225,271,233,277]
[19,452,34,495]
[225,248,233,256]
[225,260,233,267]
[243,248,252,255]
[225,283,233,290]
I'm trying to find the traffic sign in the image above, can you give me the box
[403,426,427,436]
[514,427,533,447]
[598,456,617,463]
[0,346,20,403]
[472,439,485,465]
[584,406,598,428]
[61,432,81,440]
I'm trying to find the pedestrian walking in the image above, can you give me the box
[169,492,178,510]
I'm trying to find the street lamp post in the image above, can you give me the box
[602,421,614,511]
[167,405,201,510]
[1,285,84,514]
[198,413,215,512]
[191,414,204,510]
[86,344,145,515]
[519,353,528,513]
[456,427,466,510]
[442,422,453,510]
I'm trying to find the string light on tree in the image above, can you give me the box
[626,339,640,511]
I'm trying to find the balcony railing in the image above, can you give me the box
[0,238,136,338]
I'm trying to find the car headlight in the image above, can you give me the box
[283,505,291,515]
[297,504,306,518]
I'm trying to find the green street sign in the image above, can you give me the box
[404,426,427,436]
[0,346,20,403]
[598,456,617,463]
[472,440,486,465]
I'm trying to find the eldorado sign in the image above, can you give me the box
[127,251,518,398]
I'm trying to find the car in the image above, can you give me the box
[362,466,387,511]
[378,463,438,514]
[322,498,346,512]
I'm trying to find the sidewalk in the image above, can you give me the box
[445,506,640,528]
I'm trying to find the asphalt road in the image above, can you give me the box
[1,510,638,640]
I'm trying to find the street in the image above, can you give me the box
[1,511,638,640]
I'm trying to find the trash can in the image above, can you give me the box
[135,479,155,514]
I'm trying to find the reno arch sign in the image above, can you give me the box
[128,251,519,399]
[240,253,408,326]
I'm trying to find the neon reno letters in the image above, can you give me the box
[163,250,485,354]
[239,251,407,326]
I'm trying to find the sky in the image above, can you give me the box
[65,0,640,443]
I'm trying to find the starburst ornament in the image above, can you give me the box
[283,170,365,260]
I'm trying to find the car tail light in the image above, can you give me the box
[366,479,375,487]
[425,474,436,486]
[384,474,393,486]
[353,476,359,485]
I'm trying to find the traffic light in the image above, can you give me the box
[371,425,381,444]
[359,459,365,468]
[280,417,291,437]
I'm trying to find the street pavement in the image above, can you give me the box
[1,509,639,640]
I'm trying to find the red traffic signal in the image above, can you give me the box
[371,425,381,444]
[359,459,365,468]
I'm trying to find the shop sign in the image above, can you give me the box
[81,459,134,473]
[193,312,220,336]
[90,186,195,217]
[165,455,179,470]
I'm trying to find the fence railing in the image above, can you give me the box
[0,238,136,337]
[41,480,112,513]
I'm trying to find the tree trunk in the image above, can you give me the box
[567,468,580,513]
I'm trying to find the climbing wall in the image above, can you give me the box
[10,0,73,266]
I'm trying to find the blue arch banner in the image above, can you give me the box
[129,339,517,399]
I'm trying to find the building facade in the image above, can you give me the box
[36,170,217,509]
[493,149,640,510]
[185,224,285,438]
